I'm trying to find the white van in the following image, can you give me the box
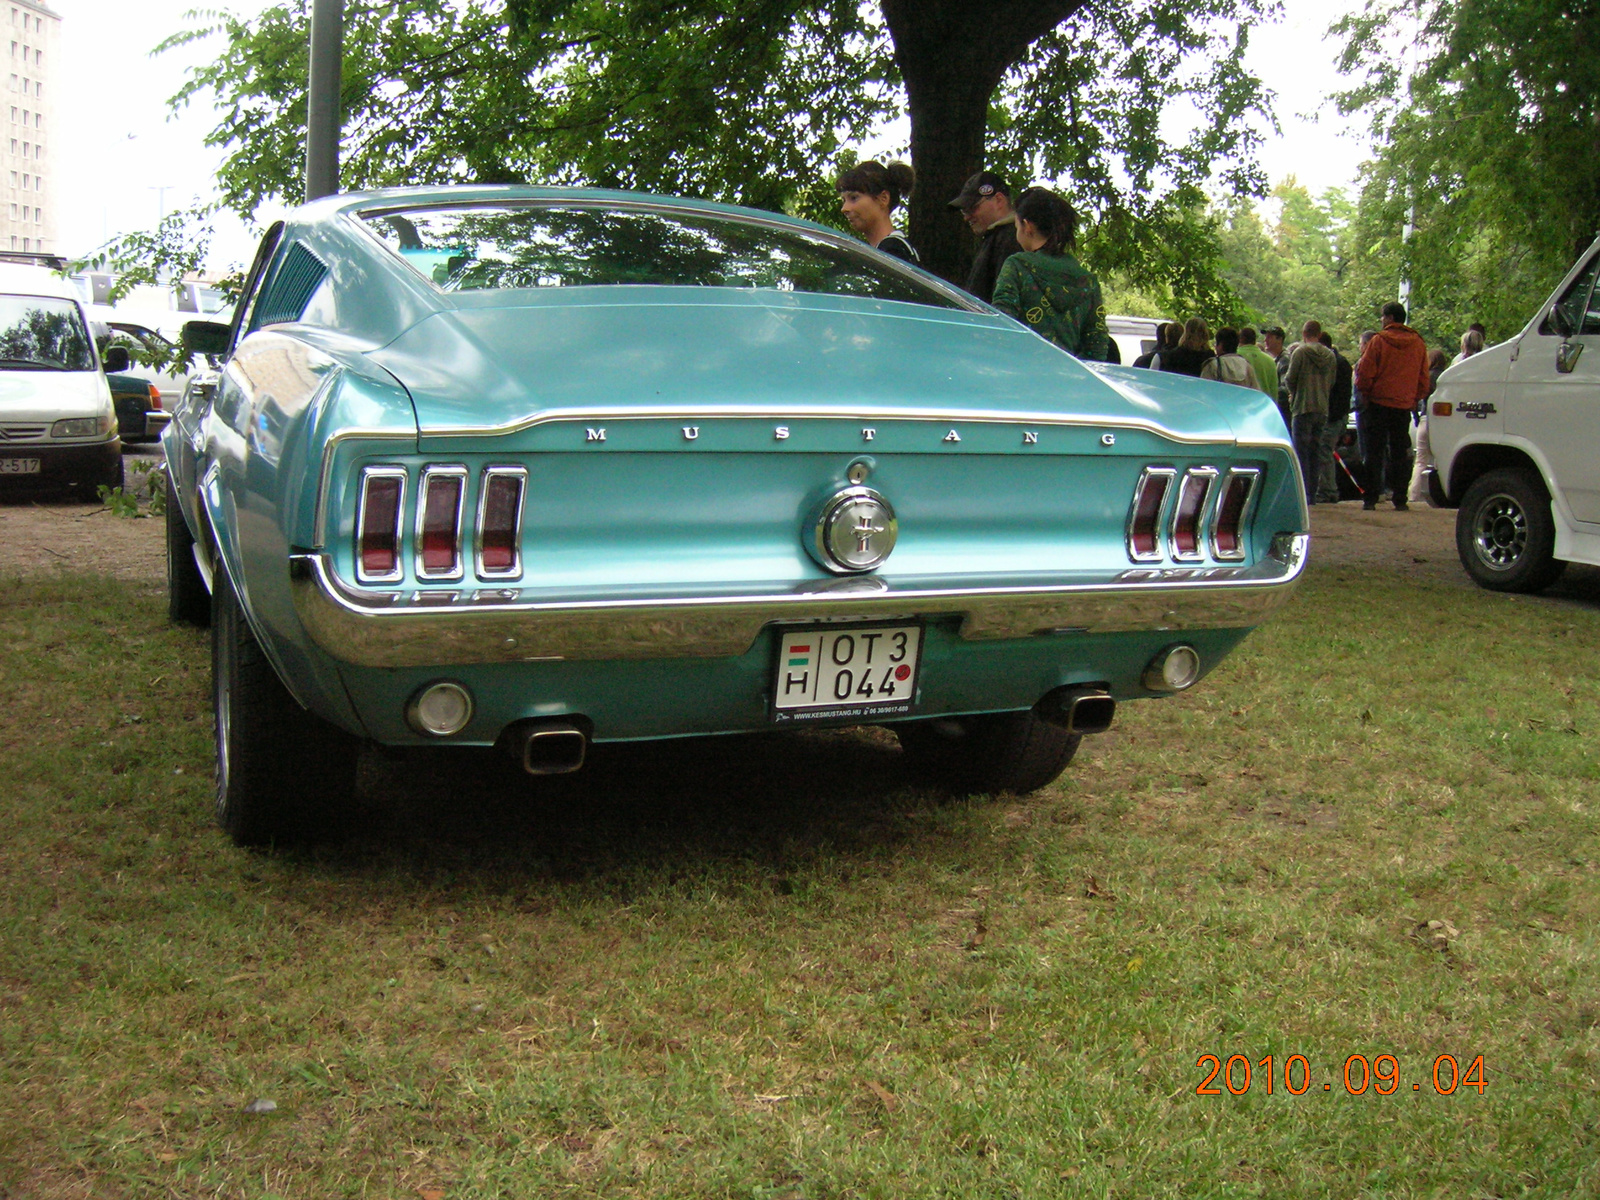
[0,262,124,498]
[1430,236,1600,591]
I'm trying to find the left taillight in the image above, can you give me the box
[356,467,406,583]
[148,384,162,411]
[416,466,467,579]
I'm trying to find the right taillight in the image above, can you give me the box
[1169,467,1218,560]
[476,467,526,578]
[356,467,406,582]
[1127,467,1175,561]
[1210,468,1259,561]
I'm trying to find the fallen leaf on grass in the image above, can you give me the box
[964,911,987,951]
[862,1079,898,1112]
[417,1189,446,1200]
[1412,919,1459,952]
[1085,876,1115,901]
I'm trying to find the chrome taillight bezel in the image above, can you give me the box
[475,465,527,580]
[1168,466,1219,561]
[1126,466,1177,562]
[1210,467,1261,562]
[415,464,469,580]
[355,465,408,584]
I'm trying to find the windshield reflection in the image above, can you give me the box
[0,296,93,370]
[363,205,961,310]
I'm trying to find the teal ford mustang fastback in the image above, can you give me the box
[163,186,1308,845]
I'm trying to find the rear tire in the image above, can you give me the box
[165,480,211,626]
[897,711,1081,796]
[1455,467,1566,593]
[212,570,359,846]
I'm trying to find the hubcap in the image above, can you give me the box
[1471,493,1527,571]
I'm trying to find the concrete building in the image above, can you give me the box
[0,0,55,255]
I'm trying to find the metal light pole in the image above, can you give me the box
[305,0,344,200]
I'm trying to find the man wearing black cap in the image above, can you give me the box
[949,170,1021,304]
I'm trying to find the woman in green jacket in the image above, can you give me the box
[990,187,1112,361]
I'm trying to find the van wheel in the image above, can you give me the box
[165,480,211,626]
[897,711,1081,796]
[1456,467,1567,592]
[212,570,359,846]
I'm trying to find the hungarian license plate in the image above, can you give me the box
[771,623,923,723]
[0,458,39,475]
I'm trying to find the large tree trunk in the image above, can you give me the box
[881,0,1088,286]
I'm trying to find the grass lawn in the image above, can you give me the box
[1,560,1597,1198]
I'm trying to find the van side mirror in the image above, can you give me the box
[1549,302,1575,340]
[182,319,232,357]
[101,345,130,373]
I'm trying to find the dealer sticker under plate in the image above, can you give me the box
[0,458,40,474]
[771,623,922,723]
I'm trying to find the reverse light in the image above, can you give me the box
[356,466,406,583]
[1127,467,1176,561]
[1210,468,1259,561]
[476,467,527,578]
[1143,644,1201,692]
[416,466,467,578]
[1170,467,1218,560]
[406,681,474,736]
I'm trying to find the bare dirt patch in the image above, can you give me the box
[0,452,166,582]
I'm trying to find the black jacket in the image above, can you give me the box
[1328,349,1354,426]
[965,218,1021,303]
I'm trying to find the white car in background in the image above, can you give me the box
[1430,235,1600,591]
[0,262,125,497]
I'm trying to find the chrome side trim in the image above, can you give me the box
[1210,468,1261,562]
[474,465,527,581]
[288,541,1309,669]
[1169,466,1220,562]
[414,464,468,581]
[354,465,408,585]
[1126,466,1177,563]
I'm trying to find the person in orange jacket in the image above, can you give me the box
[1353,301,1432,511]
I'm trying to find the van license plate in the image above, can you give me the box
[771,623,922,723]
[0,458,40,474]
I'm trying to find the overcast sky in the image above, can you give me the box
[55,0,1372,275]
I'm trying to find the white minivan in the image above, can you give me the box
[0,261,124,498]
[1430,236,1600,592]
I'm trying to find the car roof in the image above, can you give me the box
[0,261,80,303]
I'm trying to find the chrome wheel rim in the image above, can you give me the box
[1471,493,1528,571]
[215,610,232,798]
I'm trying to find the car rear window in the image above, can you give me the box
[0,295,93,371]
[359,203,969,310]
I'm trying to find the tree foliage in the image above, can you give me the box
[143,0,1275,303]
[1332,0,1600,342]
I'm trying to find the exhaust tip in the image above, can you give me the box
[500,718,590,775]
[1036,686,1116,735]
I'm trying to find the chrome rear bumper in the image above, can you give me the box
[289,534,1309,668]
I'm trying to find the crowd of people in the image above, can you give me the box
[833,161,1483,513]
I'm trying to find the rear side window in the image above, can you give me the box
[360,203,972,311]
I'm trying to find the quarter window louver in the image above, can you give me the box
[254,243,329,327]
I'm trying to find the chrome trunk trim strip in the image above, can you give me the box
[289,534,1310,668]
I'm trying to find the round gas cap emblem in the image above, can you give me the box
[813,486,898,574]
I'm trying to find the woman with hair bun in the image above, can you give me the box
[835,160,919,264]
[990,186,1111,360]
